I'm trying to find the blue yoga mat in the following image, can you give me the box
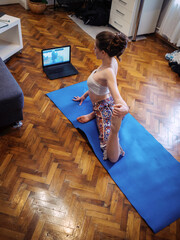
[47,81,180,233]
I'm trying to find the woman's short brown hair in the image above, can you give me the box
[96,31,128,61]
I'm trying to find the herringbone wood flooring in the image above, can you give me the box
[0,3,180,240]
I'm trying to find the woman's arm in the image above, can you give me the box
[106,69,129,116]
[106,69,127,105]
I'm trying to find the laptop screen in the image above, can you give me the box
[42,46,71,67]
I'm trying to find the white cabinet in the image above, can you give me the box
[0,15,23,61]
[109,0,164,37]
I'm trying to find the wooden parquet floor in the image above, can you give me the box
[0,4,180,240]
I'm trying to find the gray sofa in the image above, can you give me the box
[0,57,24,128]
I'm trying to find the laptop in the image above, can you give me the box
[42,45,78,80]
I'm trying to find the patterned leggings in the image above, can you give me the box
[93,96,114,159]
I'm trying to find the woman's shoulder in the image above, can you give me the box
[103,67,116,81]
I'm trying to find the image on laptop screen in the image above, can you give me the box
[42,46,70,67]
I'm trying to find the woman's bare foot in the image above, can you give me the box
[77,111,95,123]
[119,145,125,157]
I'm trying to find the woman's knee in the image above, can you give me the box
[108,155,119,163]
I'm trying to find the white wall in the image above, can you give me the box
[0,0,54,10]
[0,0,27,8]
[0,0,19,4]
[0,0,54,7]
[157,0,171,28]
[47,0,54,5]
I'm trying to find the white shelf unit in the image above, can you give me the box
[0,15,23,61]
[109,0,164,37]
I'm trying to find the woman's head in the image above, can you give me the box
[95,31,128,61]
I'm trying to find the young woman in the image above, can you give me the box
[73,31,129,163]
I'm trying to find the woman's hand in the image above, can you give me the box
[72,96,85,105]
[113,103,129,117]
[73,91,89,105]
